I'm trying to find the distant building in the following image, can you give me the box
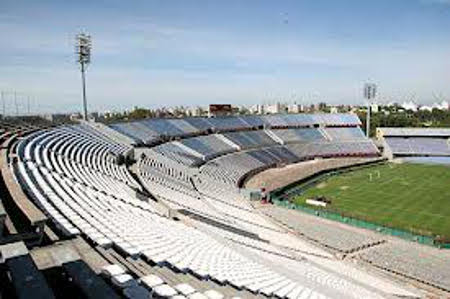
[70,113,82,121]
[189,106,203,117]
[257,104,264,114]
[370,103,379,113]
[330,107,338,114]
[248,105,258,114]
[209,104,232,117]
[287,103,304,114]
[401,101,418,112]
[265,103,282,114]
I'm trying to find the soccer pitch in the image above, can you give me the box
[293,162,450,239]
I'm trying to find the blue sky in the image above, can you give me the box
[1,0,450,113]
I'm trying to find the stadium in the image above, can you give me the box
[2,1,450,298]
[0,113,449,299]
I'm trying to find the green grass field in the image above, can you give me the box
[293,162,450,239]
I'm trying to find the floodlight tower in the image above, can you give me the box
[76,33,92,121]
[363,83,377,138]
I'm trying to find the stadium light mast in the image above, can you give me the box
[76,33,92,121]
[363,83,377,138]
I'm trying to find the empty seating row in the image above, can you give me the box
[222,131,278,150]
[101,263,229,299]
[139,158,285,234]
[262,206,383,253]
[138,126,376,179]
[379,127,450,137]
[385,137,450,156]
[109,121,160,144]
[150,143,204,167]
[18,128,140,190]
[138,154,360,259]
[359,242,450,291]
[109,113,363,143]
[199,141,378,187]
[269,128,326,144]
[324,127,366,141]
[178,135,237,159]
[259,113,361,128]
[287,141,378,159]
[199,152,267,186]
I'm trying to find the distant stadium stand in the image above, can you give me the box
[269,128,326,144]
[109,113,363,141]
[178,134,237,159]
[378,127,450,158]
[222,130,279,150]
[378,127,450,137]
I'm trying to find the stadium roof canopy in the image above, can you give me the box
[377,127,450,138]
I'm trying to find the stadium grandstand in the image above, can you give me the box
[377,127,450,159]
[1,113,449,298]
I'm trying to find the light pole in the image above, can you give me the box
[363,83,377,138]
[76,33,92,121]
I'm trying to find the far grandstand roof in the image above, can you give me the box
[110,113,362,145]
[377,127,450,138]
